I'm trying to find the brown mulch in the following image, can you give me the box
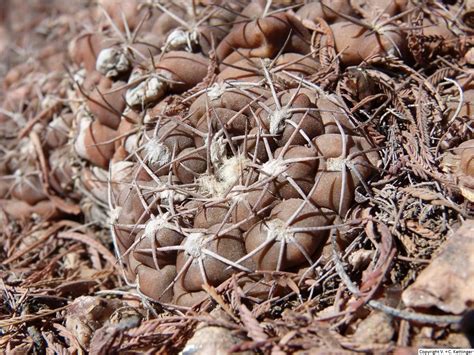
[1,1,473,354]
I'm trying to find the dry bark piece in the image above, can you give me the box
[3,62,36,90]
[181,325,247,355]
[65,296,122,349]
[465,47,474,65]
[402,220,474,314]
[459,140,474,176]
[245,198,335,271]
[351,311,394,345]
[0,177,10,199]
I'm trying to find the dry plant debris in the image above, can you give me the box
[402,220,474,314]
[1,0,474,353]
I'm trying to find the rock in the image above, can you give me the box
[181,326,248,355]
[402,220,474,314]
[65,296,123,349]
[352,312,394,345]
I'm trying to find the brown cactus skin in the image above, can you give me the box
[216,12,311,64]
[257,90,324,147]
[310,134,379,215]
[242,127,277,163]
[195,107,252,139]
[133,228,184,269]
[270,145,319,200]
[245,199,335,271]
[188,86,268,127]
[86,77,126,130]
[176,224,249,292]
[155,51,210,93]
[136,263,176,303]
[173,280,208,307]
[44,113,73,149]
[231,185,277,232]
[193,203,230,229]
[330,21,405,66]
[317,95,356,135]
[75,119,118,170]
[69,33,108,72]
[296,0,355,25]
[11,173,49,206]
[113,180,155,255]
[56,0,403,307]
[173,147,207,185]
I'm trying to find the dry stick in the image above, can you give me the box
[2,223,66,265]
[434,77,465,155]
[331,229,362,297]
[23,243,83,286]
[29,130,50,188]
[331,228,461,325]
[368,300,461,324]
[17,100,61,139]
[0,305,70,328]
[58,231,117,267]
[198,257,209,286]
